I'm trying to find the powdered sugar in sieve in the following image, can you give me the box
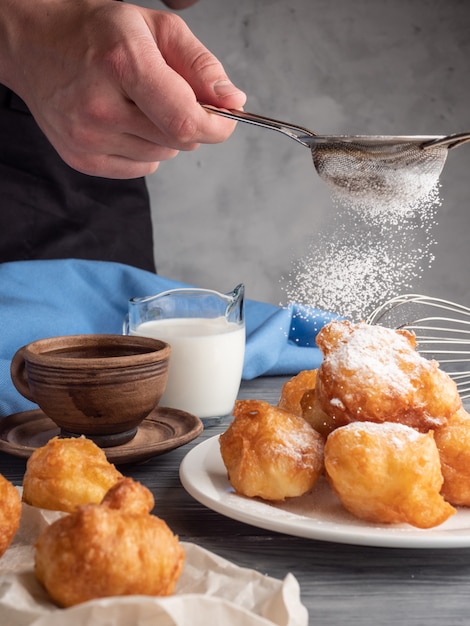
[311,140,448,209]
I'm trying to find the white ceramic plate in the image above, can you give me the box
[180,435,470,549]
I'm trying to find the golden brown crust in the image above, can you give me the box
[278,370,318,416]
[0,473,21,558]
[278,369,335,437]
[34,479,184,608]
[316,320,461,432]
[434,407,470,506]
[219,399,324,501]
[324,421,455,529]
[22,437,123,513]
[299,389,337,437]
[101,476,154,515]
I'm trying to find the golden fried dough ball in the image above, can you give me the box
[278,370,335,437]
[220,399,324,501]
[316,320,461,432]
[23,436,123,512]
[34,479,184,608]
[278,369,318,416]
[325,422,455,529]
[299,389,337,438]
[102,475,155,515]
[0,473,21,558]
[434,407,470,506]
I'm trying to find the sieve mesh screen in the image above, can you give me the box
[311,142,448,206]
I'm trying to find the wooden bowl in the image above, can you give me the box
[10,334,171,447]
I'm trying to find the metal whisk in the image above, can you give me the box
[367,294,470,399]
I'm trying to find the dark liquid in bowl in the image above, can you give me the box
[47,345,156,359]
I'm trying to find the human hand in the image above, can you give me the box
[0,0,246,178]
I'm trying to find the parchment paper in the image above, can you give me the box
[0,500,308,626]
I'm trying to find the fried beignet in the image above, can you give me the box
[434,407,470,506]
[0,473,21,558]
[278,370,335,437]
[23,436,123,512]
[101,474,154,515]
[278,370,318,416]
[299,389,337,437]
[316,320,461,432]
[220,399,324,501]
[34,478,184,608]
[325,421,455,529]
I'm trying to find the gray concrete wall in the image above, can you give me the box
[143,0,470,312]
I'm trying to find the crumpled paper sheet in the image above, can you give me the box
[0,501,308,626]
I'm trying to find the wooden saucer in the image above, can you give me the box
[0,406,203,465]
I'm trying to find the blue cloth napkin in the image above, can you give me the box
[0,259,336,417]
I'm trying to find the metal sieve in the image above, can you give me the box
[202,104,470,202]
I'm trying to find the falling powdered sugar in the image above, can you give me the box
[282,170,442,322]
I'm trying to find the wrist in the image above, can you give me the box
[0,0,113,93]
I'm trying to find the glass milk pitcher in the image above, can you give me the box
[124,284,245,424]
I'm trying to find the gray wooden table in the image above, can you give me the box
[1,376,470,626]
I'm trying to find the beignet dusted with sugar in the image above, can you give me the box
[325,421,455,529]
[220,399,324,501]
[315,320,461,432]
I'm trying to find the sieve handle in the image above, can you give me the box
[421,132,470,150]
[200,103,317,147]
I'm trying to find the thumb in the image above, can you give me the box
[155,13,246,109]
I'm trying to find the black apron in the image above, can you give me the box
[0,84,156,272]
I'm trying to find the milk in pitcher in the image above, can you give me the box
[131,316,245,419]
